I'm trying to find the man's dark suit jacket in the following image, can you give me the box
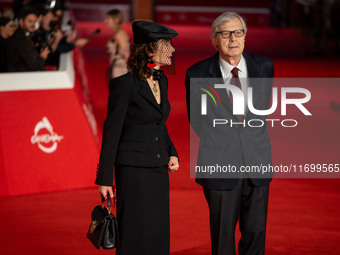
[7,28,45,72]
[95,73,178,186]
[185,52,274,190]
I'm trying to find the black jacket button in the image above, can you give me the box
[156,154,161,158]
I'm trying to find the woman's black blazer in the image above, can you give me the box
[95,72,178,186]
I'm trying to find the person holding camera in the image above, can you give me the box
[7,6,50,72]
[33,8,88,68]
[33,9,63,53]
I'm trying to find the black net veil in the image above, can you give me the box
[154,38,176,76]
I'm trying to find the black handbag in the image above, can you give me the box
[87,194,119,249]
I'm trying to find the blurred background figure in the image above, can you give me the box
[32,8,63,59]
[32,7,69,68]
[43,6,89,68]
[0,7,15,19]
[0,17,16,72]
[7,6,50,72]
[46,5,90,68]
[10,3,90,70]
[105,9,130,79]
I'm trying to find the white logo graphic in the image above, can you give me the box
[202,85,312,116]
[31,117,64,153]
[200,85,312,128]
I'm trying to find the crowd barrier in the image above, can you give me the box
[0,52,100,196]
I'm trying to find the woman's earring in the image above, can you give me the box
[147,58,156,69]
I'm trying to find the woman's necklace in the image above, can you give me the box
[148,78,159,97]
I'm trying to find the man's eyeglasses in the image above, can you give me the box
[216,29,245,39]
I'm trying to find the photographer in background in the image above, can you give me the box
[32,8,63,68]
[33,7,88,68]
[32,9,63,53]
[7,6,50,72]
[51,8,89,67]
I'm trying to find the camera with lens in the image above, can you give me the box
[31,30,50,52]
[49,20,61,31]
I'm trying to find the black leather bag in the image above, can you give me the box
[87,194,119,249]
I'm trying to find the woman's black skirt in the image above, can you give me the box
[115,165,170,255]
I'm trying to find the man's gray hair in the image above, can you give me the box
[210,12,247,39]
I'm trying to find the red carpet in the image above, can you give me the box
[1,22,340,254]
[1,180,340,254]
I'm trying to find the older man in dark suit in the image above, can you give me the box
[185,12,274,255]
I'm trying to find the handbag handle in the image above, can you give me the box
[101,194,111,207]
[101,194,112,214]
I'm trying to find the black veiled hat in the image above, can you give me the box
[132,20,178,44]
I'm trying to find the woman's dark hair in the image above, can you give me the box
[127,41,158,80]
[106,9,123,26]
[0,17,11,26]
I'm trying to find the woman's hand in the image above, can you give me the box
[99,185,114,199]
[168,156,179,172]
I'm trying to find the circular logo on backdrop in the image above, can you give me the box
[30,117,64,153]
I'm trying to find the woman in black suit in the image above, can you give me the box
[96,21,179,255]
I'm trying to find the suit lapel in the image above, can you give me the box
[208,52,234,116]
[243,52,263,120]
[243,52,259,78]
[208,52,223,78]
[136,77,164,115]
[159,76,167,112]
